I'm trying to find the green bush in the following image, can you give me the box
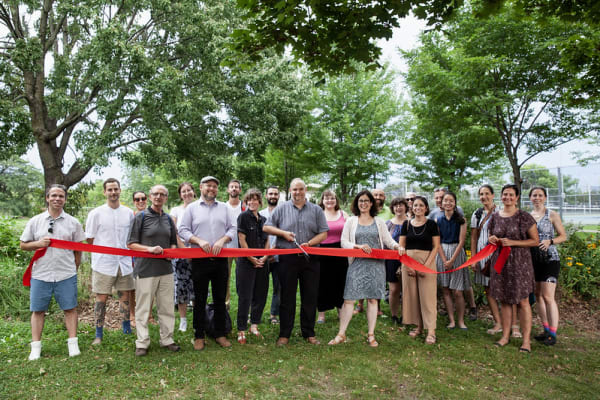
[0,216,28,258]
[558,224,600,299]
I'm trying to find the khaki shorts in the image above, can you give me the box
[92,269,134,294]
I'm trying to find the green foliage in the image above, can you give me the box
[0,157,44,217]
[559,226,600,299]
[230,0,461,74]
[290,63,403,203]
[521,164,579,194]
[0,217,28,259]
[403,6,598,193]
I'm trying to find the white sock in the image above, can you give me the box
[179,317,187,332]
[29,341,42,361]
[67,337,80,357]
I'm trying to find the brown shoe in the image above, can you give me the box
[306,336,320,345]
[161,343,180,352]
[276,337,289,347]
[215,336,232,348]
[193,338,205,351]
[135,347,148,357]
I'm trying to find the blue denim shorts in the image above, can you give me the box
[30,275,78,311]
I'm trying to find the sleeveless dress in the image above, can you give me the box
[318,212,349,311]
[171,205,194,304]
[343,222,386,300]
[488,210,536,304]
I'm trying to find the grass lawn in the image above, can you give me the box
[1,294,599,399]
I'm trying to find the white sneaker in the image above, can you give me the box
[67,337,80,357]
[29,341,42,361]
[179,318,187,332]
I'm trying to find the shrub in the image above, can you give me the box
[0,216,27,258]
[558,224,600,299]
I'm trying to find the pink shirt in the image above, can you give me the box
[322,212,345,244]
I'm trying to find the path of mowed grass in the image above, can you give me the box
[1,296,599,399]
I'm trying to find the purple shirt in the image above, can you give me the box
[178,198,237,247]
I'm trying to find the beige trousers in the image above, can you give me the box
[135,274,175,349]
[402,249,437,330]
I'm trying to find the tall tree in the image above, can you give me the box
[404,7,599,194]
[230,0,461,73]
[0,0,307,190]
[296,64,403,203]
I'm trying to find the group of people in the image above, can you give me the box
[19,177,566,360]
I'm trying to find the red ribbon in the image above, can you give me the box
[22,239,510,286]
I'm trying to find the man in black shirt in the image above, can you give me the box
[128,184,179,356]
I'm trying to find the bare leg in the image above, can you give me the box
[388,282,401,318]
[466,286,476,309]
[540,282,559,330]
[511,304,521,337]
[64,308,78,338]
[454,290,466,328]
[317,311,325,322]
[518,299,532,351]
[119,291,131,321]
[336,300,355,336]
[486,289,502,329]
[497,302,512,346]
[178,303,187,318]
[366,299,378,335]
[31,311,45,341]
[442,287,455,327]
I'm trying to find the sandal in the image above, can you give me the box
[408,328,422,338]
[487,326,503,335]
[270,316,279,325]
[250,326,262,338]
[511,325,522,338]
[237,331,247,345]
[425,334,436,345]
[328,334,347,346]
[367,333,379,348]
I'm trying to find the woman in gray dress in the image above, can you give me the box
[328,190,401,347]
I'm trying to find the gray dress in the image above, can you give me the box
[343,222,386,300]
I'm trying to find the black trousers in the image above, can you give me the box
[191,258,228,339]
[235,258,269,331]
[278,254,320,339]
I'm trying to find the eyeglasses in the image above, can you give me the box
[48,219,55,234]
[133,197,147,202]
[406,198,416,202]
[358,199,371,203]
[151,193,167,197]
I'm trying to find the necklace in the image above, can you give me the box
[410,220,427,236]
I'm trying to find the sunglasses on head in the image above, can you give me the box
[134,197,147,202]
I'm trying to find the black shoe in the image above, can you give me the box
[534,331,549,342]
[468,307,478,321]
[391,316,399,325]
[543,335,557,346]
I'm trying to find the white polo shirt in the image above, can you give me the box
[20,210,86,282]
[85,203,134,276]
[225,201,243,248]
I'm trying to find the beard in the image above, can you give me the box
[267,198,278,206]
